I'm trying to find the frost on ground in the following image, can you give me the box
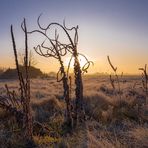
[0,75,148,148]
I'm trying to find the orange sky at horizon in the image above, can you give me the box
[0,52,144,75]
[0,0,148,75]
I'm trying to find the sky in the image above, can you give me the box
[0,0,148,74]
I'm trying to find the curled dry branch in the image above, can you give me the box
[107,56,117,72]
[22,14,93,128]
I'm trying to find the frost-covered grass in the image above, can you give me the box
[0,75,147,147]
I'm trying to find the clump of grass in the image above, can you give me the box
[0,86,24,127]
[32,96,64,122]
[129,127,148,147]
[99,84,116,96]
[35,91,45,99]
[83,92,110,121]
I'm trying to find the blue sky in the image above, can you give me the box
[0,0,148,74]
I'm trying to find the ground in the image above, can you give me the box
[0,75,148,148]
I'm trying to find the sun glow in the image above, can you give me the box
[64,55,90,69]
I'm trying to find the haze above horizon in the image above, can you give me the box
[0,0,148,74]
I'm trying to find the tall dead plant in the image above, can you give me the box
[107,56,122,104]
[23,15,93,128]
[11,19,33,141]
[21,17,73,129]
[139,64,148,105]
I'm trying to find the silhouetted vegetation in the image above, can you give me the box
[10,19,33,143]
[22,14,93,130]
[0,67,6,75]
[139,64,148,105]
[0,65,43,79]
[0,17,147,147]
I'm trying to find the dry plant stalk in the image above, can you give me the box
[62,23,86,126]
[24,15,93,128]
[11,19,33,140]
[72,35,85,126]
[61,22,93,126]
[69,76,72,99]
[22,16,73,129]
[109,75,115,90]
[0,19,33,141]
[107,56,121,103]
[139,64,148,104]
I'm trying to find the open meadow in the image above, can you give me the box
[0,75,147,147]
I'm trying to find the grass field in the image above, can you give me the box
[0,75,147,147]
